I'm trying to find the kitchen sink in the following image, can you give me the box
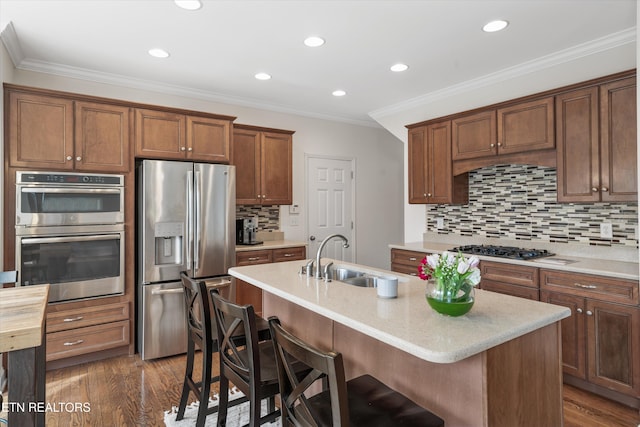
[327,266,379,288]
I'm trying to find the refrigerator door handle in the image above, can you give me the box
[151,288,184,295]
[194,170,202,273]
[186,170,194,270]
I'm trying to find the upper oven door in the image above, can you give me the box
[16,186,124,227]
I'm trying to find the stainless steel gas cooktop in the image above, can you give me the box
[450,245,554,261]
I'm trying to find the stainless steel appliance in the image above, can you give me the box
[15,171,125,302]
[137,160,235,360]
[450,245,554,260]
[236,217,262,245]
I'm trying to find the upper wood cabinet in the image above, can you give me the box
[556,77,637,203]
[451,110,496,160]
[408,122,467,204]
[7,90,131,172]
[232,125,293,205]
[135,108,232,163]
[452,97,554,161]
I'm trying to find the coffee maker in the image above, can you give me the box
[236,218,262,245]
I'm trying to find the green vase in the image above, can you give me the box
[425,278,475,317]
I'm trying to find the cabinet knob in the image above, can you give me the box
[188,147,193,152]
[576,308,583,314]
[66,155,72,161]
[601,187,609,192]
[490,143,495,148]
[592,187,599,192]
[76,156,82,161]
[497,143,502,147]
[586,310,593,316]
[427,193,432,197]
[181,146,186,151]
[423,193,427,197]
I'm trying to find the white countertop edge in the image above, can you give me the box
[229,264,571,364]
[390,242,640,281]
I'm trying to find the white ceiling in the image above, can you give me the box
[0,0,637,127]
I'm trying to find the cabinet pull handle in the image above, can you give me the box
[586,310,593,316]
[63,316,84,322]
[63,340,84,346]
[409,257,417,261]
[591,187,599,192]
[576,308,583,314]
[574,283,597,289]
[601,187,609,192]
[248,257,260,261]
[410,273,417,276]
[283,253,293,257]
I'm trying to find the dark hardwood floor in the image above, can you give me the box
[37,353,640,426]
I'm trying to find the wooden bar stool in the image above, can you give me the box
[176,272,270,427]
[268,316,445,427]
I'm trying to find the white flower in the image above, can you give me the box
[467,268,481,286]
[426,254,440,269]
[457,260,470,274]
[468,256,480,268]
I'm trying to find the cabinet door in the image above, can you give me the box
[273,246,306,262]
[75,101,131,172]
[408,126,428,203]
[427,121,454,204]
[555,87,600,202]
[541,291,586,379]
[8,91,74,169]
[261,131,292,205]
[187,116,231,163]
[481,281,539,300]
[600,77,637,202]
[135,108,186,160]
[233,128,261,204]
[451,110,496,160]
[587,300,640,396]
[497,97,554,155]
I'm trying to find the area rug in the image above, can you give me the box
[164,388,281,426]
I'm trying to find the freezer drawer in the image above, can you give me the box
[138,277,233,360]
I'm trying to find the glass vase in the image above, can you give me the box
[425,278,475,317]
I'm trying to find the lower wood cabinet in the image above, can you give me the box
[541,269,640,405]
[390,248,426,276]
[236,246,306,315]
[45,301,130,362]
[480,261,539,300]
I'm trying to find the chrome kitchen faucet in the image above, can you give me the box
[314,234,349,280]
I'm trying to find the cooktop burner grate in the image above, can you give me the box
[450,245,554,261]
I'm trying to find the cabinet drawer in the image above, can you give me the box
[46,320,129,361]
[391,263,420,276]
[47,302,129,333]
[236,250,273,265]
[540,270,639,305]
[273,246,306,262]
[390,249,426,268]
[481,261,539,288]
[481,280,539,300]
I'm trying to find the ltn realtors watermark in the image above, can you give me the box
[3,401,91,413]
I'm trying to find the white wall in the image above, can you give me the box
[0,43,404,269]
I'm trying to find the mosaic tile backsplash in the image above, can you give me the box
[426,164,638,248]
[236,205,280,231]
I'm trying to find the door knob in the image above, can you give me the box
[310,236,316,241]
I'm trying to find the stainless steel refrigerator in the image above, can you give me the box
[137,160,235,360]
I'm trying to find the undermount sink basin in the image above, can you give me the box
[328,266,378,288]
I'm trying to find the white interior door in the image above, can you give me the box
[306,156,354,262]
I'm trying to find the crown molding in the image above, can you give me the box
[0,21,25,66]
[369,26,637,121]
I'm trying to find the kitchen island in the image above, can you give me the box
[229,259,571,427]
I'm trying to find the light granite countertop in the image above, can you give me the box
[236,240,307,252]
[229,258,570,364]
[391,241,640,281]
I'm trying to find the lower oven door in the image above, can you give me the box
[17,230,125,302]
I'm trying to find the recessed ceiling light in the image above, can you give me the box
[482,20,509,33]
[148,48,170,58]
[174,0,202,10]
[332,90,346,97]
[255,72,272,80]
[390,63,409,72]
[304,36,325,47]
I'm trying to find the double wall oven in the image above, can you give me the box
[15,171,125,303]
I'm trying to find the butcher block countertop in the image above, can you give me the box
[0,284,49,352]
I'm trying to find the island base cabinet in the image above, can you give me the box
[264,292,564,427]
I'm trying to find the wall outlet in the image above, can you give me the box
[436,218,445,229]
[289,216,299,226]
[600,222,613,239]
